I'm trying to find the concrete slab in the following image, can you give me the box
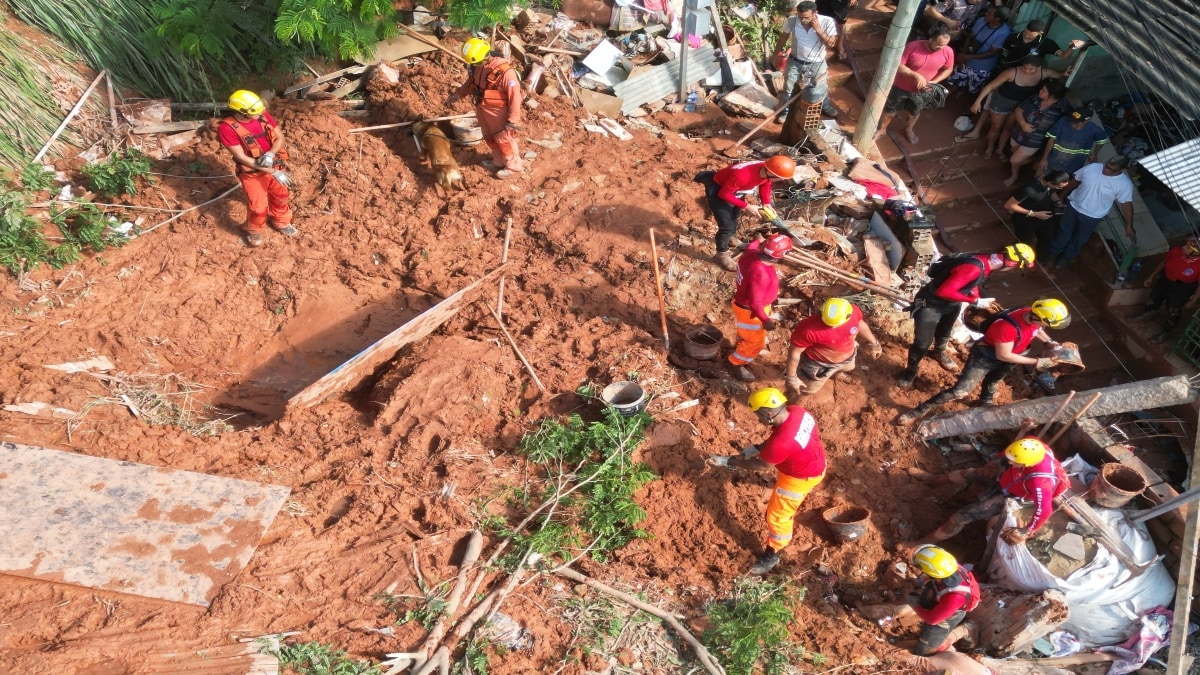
[1052,532,1087,560]
[0,442,289,606]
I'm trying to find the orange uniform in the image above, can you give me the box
[454,55,524,172]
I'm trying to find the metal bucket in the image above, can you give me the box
[684,324,723,361]
[822,505,870,543]
[450,117,483,144]
[600,381,646,416]
[1089,463,1146,508]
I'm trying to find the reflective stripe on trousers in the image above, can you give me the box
[729,301,769,366]
[765,471,825,550]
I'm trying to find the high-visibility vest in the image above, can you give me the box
[221,117,288,173]
[470,58,515,107]
[935,570,981,612]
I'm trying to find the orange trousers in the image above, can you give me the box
[238,170,292,233]
[476,104,523,171]
[765,471,825,552]
[729,301,769,366]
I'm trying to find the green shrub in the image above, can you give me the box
[268,640,381,675]
[20,163,54,192]
[702,579,820,675]
[0,190,51,274]
[80,150,154,198]
[275,0,398,60]
[150,0,290,77]
[446,0,529,32]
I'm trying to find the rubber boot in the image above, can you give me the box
[749,548,781,575]
[897,368,917,389]
[713,250,738,271]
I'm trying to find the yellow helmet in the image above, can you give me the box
[1031,298,1070,328]
[1003,243,1036,269]
[747,387,787,412]
[912,545,959,579]
[461,38,491,64]
[1186,237,1200,256]
[821,298,854,327]
[1004,437,1048,466]
[228,89,266,116]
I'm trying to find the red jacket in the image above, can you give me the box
[713,161,773,209]
[931,255,991,303]
[915,569,980,625]
[733,240,780,323]
[999,452,1068,532]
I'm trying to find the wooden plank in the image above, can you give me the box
[131,120,209,134]
[1166,407,1200,674]
[578,89,624,119]
[288,266,507,409]
[0,442,289,606]
[283,65,368,96]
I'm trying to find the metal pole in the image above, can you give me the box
[678,8,691,100]
[850,0,923,154]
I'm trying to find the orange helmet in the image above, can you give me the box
[764,155,796,180]
[762,233,793,259]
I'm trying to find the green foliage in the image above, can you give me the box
[269,640,381,675]
[446,0,529,32]
[150,0,288,76]
[0,190,50,275]
[718,0,794,66]
[275,0,398,60]
[50,202,128,254]
[701,579,820,675]
[456,635,492,674]
[80,150,154,198]
[377,581,450,630]
[0,17,85,170]
[20,163,54,192]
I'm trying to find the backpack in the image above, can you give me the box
[918,255,987,300]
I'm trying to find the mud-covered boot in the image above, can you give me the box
[748,549,781,575]
[933,347,959,372]
[897,368,917,389]
[713,250,738,271]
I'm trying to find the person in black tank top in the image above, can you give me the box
[954,56,1063,159]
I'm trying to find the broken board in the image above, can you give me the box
[0,442,289,606]
[368,34,438,63]
[288,266,507,409]
[578,89,624,119]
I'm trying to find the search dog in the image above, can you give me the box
[413,120,464,196]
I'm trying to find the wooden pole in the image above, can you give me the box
[348,113,475,134]
[727,90,804,151]
[780,252,913,304]
[497,217,513,319]
[1165,406,1200,674]
[1035,391,1076,440]
[485,299,546,393]
[851,0,923,153]
[105,72,118,130]
[398,25,467,64]
[708,2,735,91]
[1044,392,1102,447]
[649,228,671,352]
[34,70,106,163]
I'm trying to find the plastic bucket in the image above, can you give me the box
[600,381,646,416]
[684,324,723,360]
[1089,463,1146,508]
[822,505,870,543]
[450,117,483,144]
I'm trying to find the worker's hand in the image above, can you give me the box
[785,375,803,392]
[272,170,293,187]
[506,122,523,132]
[1069,39,1086,49]
[741,445,760,459]
[1035,357,1055,372]
[744,204,762,219]
[973,297,998,310]
[1001,527,1029,545]
[1035,158,1048,174]
[1043,341,1062,355]
[708,455,733,468]
[868,342,883,359]
[256,151,276,169]
[762,318,777,331]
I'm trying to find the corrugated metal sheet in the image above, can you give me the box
[613,44,718,115]
[1139,137,1200,213]
[1044,0,1200,119]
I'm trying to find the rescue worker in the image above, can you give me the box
[905,437,1068,547]
[693,156,797,271]
[728,234,794,381]
[446,38,524,179]
[908,545,980,656]
[785,297,883,395]
[1131,236,1200,343]
[899,244,1037,388]
[898,299,1070,425]
[708,388,827,576]
[218,90,296,248]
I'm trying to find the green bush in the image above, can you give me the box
[702,579,820,675]
[268,640,381,675]
[0,190,51,275]
[275,0,398,60]
[19,163,54,192]
[150,0,289,77]
[80,150,154,199]
[446,0,528,32]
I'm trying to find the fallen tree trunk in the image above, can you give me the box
[972,588,1070,657]
[917,375,1197,439]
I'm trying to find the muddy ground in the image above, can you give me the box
[0,46,1091,674]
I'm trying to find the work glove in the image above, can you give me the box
[708,455,733,468]
[1035,357,1055,372]
[741,445,760,459]
[762,319,777,331]
[506,122,523,132]
[256,151,276,169]
[785,375,803,392]
[868,342,883,359]
[272,170,293,187]
[973,297,997,309]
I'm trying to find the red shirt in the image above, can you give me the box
[999,449,1068,532]
[1164,246,1200,283]
[733,240,780,323]
[915,570,979,624]
[932,255,990,303]
[758,406,827,479]
[217,112,278,152]
[895,40,954,93]
[789,305,862,364]
[983,308,1041,354]
[713,161,773,209]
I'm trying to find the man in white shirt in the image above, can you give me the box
[1047,155,1136,269]
[774,1,840,118]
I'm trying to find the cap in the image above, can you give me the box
[1026,19,1047,32]
[1068,106,1094,122]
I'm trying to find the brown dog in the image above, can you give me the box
[413,120,464,195]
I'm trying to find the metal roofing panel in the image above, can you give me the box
[1044,0,1200,119]
[1138,137,1200,213]
[613,44,718,115]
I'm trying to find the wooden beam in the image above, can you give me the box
[282,65,368,96]
[1166,407,1200,674]
[288,266,507,409]
[34,70,107,163]
[131,120,209,134]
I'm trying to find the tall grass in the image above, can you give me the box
[8,0,215,100]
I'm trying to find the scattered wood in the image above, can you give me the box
[105,72,118,131]
[1044,392,1101,446]
[1036,391,1077,439]
[716,82,778,118]
[554,567,726,675]
[415,530,483,665]
[283,65,368,96]
[45,355,115,373]
[34,70,107,163]
[1166,407,1200,674]
[532,46,586,56]
[649,228,670,352]
[483,298,546,394]
[2,402,77,419]
[397,25,467,64]
[170,102,230,111]
[496,217,513,319]
[971,588,1069,657]
[131,120,208,135]
[348,113,476,134]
